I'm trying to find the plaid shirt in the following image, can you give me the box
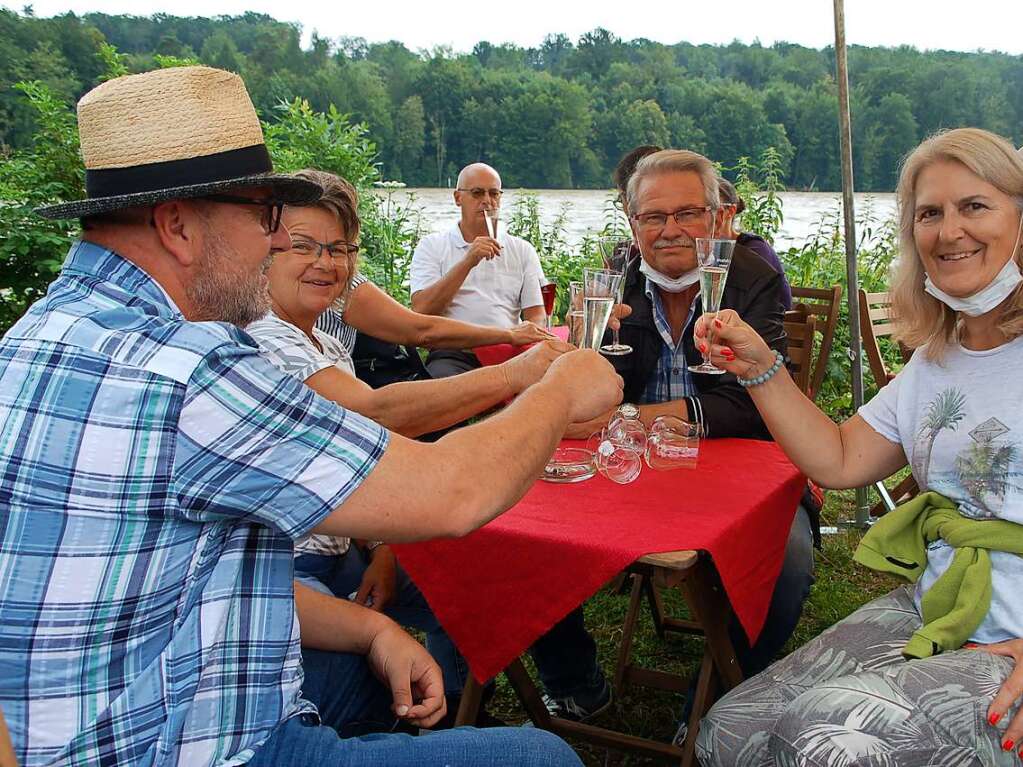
[640,280,698,406]
[0,241,389,767]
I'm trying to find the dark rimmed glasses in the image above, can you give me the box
[203,194,284,234]
[630,206,713,231]
[288,236,360,262]
[456,187,503,200]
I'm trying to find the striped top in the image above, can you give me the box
[315,272,368,351]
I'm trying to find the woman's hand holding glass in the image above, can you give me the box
[693,309,779,381]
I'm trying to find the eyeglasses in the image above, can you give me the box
[203,194,284,234]
[631,206,713,231]
[288,237,359,262]
[457,187,503,200]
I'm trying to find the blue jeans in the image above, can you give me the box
[295,548,468,696]
[530,505,815,698]
[249,647,581,766]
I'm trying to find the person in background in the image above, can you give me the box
[410,163,548,378]
[246,169,569,725]
[717,177,793,309]
[696,127,1023,766]
[0,65,622,767]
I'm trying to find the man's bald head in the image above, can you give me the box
[456,163,501,190]
[454,163,503,234]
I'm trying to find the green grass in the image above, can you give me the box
[486,488,901,765]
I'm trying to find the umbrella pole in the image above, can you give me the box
[833,0,870,527]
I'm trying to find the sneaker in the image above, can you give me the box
[541,679,613,722]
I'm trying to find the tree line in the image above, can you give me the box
[2,8,1021,192]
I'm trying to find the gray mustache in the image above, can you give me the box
[653,237,694,249]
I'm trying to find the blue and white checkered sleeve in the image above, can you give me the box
[171,341,389,539]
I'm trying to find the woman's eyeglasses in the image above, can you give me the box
[288,237,359,261]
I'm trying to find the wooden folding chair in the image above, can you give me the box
[783,309,817,398]
[789,285,842,402]
[858,290,913,389]
[858,289,917,515]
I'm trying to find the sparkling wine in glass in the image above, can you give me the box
[540,281,557,331]
[581,268,623,352]
[688,238,736,375]
[594,237,633,356]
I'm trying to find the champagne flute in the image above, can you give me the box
[594,236,634,356]
[539,281,557,332]
[582,268,623,352]
[687,238,736,375]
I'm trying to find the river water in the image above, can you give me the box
[371,188,898,252]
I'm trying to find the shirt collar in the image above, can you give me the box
[63,239,185,318]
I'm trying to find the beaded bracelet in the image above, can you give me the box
[737,350,785,388]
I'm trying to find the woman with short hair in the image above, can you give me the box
[696,127,1023,765]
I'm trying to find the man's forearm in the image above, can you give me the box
[411,259,474,316]
[294,580,391,652]
[521,306,545,325]
[313,376,579,543]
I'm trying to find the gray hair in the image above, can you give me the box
[626,149,721,214]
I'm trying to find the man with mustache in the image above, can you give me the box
[552,150,816,734]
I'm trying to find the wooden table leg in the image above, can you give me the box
[680,556,743,690]
[454,674,484,727]
[613,573,644,691]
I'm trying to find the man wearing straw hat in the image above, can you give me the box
[0,66,620,766]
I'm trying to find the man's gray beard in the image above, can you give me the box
[187,230,271,327]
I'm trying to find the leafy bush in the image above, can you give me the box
[0,81,84,331]
[264,98,422,302]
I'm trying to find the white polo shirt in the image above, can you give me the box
[410,223,546,328]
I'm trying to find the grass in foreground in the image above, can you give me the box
[487,488,900,765]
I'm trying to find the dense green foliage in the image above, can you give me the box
[3,8,1022,192]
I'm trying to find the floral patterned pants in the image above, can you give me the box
[696,585,1021,766]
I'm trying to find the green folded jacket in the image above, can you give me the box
[854,491,1023,659]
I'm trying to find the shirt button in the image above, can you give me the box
[672,368,679,375]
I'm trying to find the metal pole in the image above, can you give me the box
[833,0,870,527]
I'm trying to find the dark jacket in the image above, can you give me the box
[608,243,786,440]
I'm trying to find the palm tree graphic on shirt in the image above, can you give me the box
[912,388,967,488]
[955,417,1018,517]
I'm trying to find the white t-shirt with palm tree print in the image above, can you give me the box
[859,333,1023,644]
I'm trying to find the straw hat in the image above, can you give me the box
[36,66,320,219]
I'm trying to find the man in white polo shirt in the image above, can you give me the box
[411,163,547,378]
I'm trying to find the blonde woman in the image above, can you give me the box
[696,128,1023,765]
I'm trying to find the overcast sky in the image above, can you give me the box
[6,0,1023,55]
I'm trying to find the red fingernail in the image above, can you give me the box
[714,319,723,328]
[990,712,1003,726]
[698,343,707,353]
[1003,739,1014,751]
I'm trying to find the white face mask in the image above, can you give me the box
[923,215,1023,317]
[639,258,700,293]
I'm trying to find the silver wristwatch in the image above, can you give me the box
[616,403,640,421]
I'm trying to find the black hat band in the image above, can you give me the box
[85,144,273,199]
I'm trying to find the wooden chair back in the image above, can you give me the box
[789,285,842,401]
[783,308,817,398]
[858,289,912,389]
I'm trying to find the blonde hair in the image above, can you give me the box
[626,149,721,214]
[892,128,1023,360]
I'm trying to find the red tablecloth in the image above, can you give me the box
[473,325,570,366]
[392,438,805,682]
